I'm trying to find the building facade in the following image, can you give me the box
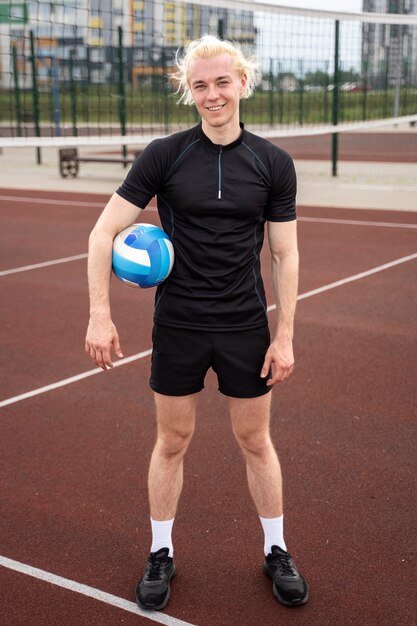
[1,0,256,89]
[362,0,417,87]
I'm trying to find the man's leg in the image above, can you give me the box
[148,392,198,520]
[136,392,198,611]
[228,393,282,519]
[229,393,308,607]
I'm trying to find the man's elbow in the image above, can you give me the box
[272,247,299,264]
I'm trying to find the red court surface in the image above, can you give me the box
[271,131,417,162]
[1,187,416,626]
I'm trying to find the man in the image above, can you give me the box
[85,35,308,610]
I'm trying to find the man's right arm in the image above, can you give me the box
[85,192,143,370]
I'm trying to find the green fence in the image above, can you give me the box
[1,1,416,140]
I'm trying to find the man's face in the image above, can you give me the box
[188,53,247,134]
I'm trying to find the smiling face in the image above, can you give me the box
[188,53,247,144]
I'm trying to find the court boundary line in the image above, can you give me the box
[0,350,153,408]
[0,194,106,208]
[298,217,417,229]
[2,217,416,277]
[0,555,196,626]
[0,253,88,276]
[1,190,416,215]
[1,252,416,621]
[1,252,416,409]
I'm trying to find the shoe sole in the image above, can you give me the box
[263,565,309,607]
[136,566,176,611]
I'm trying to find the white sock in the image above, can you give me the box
[150,517,175,556]
[259,514,287,555]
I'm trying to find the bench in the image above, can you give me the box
[58,147,142,178]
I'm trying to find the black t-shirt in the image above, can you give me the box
[116,122,296,331]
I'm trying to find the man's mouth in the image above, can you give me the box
[206,104,226,111]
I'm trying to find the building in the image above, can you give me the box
[130,2,256,86]
[1,0,256,89]
[362,0,417,88]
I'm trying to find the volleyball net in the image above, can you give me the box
[0,0,416,175]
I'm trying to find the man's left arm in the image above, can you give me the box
[261,219,299,385]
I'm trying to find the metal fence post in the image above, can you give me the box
[161,46,169,134]
[29,30,41,164]
[269,58,274,127]
[69,48,78,136]
[332,20,340,177]
[12,44,22,137]
[117,26,127,162]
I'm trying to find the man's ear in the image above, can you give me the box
[240,73,248,98]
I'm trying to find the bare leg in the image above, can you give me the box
[148,392,198,520]
[229,394,283,517]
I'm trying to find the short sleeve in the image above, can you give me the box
[115,140,165,209]
[264,151,297,222]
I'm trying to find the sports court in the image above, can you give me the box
[1,147,416,625]
[1,1,417,625]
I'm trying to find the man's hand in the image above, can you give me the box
[260,336,294,386]
[85,317,123,370]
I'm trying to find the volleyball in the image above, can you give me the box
[112,223,174,288]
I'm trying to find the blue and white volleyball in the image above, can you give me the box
[112,223,174,288]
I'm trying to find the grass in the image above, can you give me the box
[1,85,416,132]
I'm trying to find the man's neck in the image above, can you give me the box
[201,121,241,146]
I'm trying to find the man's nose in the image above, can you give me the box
[207,84,220,100]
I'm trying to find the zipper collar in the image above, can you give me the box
[198,122,245,152]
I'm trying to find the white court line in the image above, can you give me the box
[1,252,416,409]
[1,216,416,277]
[305,183,417,193]
[0,253,88,276]
[0,556,196,626]
[0,350,152,408]
[1,189,416,220]
[267,252,417,311]
[0,194,105,208]
[298,217,417,229]
[1,253,417,622]
[0,193,157,210]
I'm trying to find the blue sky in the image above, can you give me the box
[255,1,364,74]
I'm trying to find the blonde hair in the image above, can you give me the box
[171,34,260,105]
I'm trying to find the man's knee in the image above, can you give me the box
[233,426,273,460]
[156,425,194,459]
[154,392,197,459]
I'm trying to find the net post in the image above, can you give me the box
[218,19,224,40]
[332,19,340,177]
[117,25,127,164]
[29,30,41,165]
[11,44,22,137]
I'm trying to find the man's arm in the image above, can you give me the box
[85,192,143,370]
[260,219,299,385]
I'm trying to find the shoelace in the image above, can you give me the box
[147,556,168,581]
[271,551,296,577]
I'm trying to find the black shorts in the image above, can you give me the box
[149,323,272,398]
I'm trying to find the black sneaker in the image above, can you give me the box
[264,545,309,607]
[135,547,175,610]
